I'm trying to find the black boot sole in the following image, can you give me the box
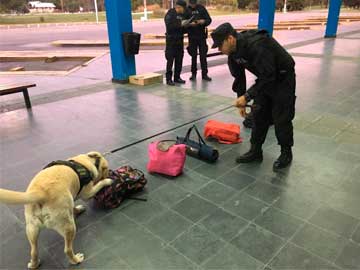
[273,160,292,171]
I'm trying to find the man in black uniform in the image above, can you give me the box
[187,0,212,81]
[211,23,296,171]
[164,0,188,86]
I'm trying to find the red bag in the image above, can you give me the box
[204,120,242,144]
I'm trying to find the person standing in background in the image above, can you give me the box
[164,0,188,86]
[187,0,212,81]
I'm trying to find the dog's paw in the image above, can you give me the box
[103,178,114,186]
[27,259,41,269]
[74,205,86,216]
[70,253,85,265]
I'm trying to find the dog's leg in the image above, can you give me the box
[26,224,41,269]
[73,205,86,218]
[62,221,84,265]
[80,178,113,200]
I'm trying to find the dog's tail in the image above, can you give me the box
[0,189,45,205]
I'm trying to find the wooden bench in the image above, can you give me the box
[0,83,36,109]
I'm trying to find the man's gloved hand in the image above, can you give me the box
[234,95,247,117]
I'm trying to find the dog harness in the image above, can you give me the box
[44,160,95,194]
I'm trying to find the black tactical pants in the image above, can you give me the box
[250,72,296,147]
[187,38,208,76]
[165,38,184,81]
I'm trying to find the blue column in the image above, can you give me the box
[325,0,343,38]
[258,0,276,36]
[105,0,136,83]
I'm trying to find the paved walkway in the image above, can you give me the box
[1,26,360,269]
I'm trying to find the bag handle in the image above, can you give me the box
[184,125,207,145]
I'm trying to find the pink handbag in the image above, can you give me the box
[147,141,186,177]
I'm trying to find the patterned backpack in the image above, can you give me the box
[94,166,147,209]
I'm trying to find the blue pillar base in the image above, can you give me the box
[112,78,130,84]
[325,0,343,38]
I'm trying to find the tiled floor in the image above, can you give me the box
[1,30,360,269]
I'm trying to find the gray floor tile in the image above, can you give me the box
[120,199,167,224]
[291,223,348,262]
[327,190,360,219]
[222,192,269,221]
[174,169,212,192]
[217,169,256,191]
[270,242,340,270]
[197,181,237,205]
[335,241,360,270]
[309,205,359,238]
[48,223,108,267]
[0,231,63,269]
[200,207,249,242]
[78,246,132,269]
[351,225,360,244]
[171,194,217,223]
[273,193,322,220]
[0,205,24,244]
[254,207,304,240]
[231,224,285,264]
[245,181,284,204]
[194,161,233,180]
[171,224,226,265]
[108,225,197,270]
[145,209,193,243]
[203,244,264,270]
[151,182,190,208]
[340,177,360,199]
[129,245,197,270]
[144,173,168,193]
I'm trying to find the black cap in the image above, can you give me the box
[176,0,187,8]
[211,23,236,49]
[189,0,197,4]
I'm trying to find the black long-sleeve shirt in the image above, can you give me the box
[164,8,186,40]
[228,30,295,99]
[186,4,212,39]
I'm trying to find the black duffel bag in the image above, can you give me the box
[176,125,219,163]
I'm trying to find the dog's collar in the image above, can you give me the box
[44,160,94,195]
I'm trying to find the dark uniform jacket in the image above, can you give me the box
[164,8,186,45]
[228,30,295,98]
[186,4,212,39]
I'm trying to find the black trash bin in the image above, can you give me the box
[122,32,141,56]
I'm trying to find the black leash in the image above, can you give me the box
[103,104,235,156]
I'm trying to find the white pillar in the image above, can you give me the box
[94,0,99,23]
[143,0,148,21]
[283,0,287,13]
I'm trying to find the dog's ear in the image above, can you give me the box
[87,152,101,159]
[87,151,109,180]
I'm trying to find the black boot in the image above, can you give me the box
[166,80,175,86]
[202,75,212,81]
[174,77,186,84]
[189,73,196,81]
[236,144,263,163]
[273,146,293,171]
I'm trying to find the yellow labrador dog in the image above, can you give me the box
[0,151,113,269]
